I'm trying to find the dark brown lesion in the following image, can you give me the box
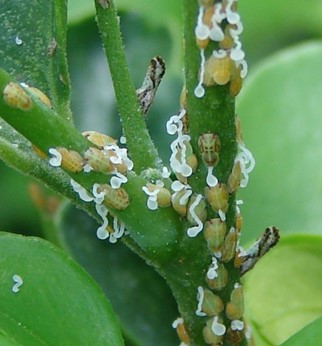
[136,56,166,115]
[239,226,280,276]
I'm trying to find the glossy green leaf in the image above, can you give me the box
[237,42,322,243]
[280,316,322,346]
[0,0,71,120]
[56,203,178,346]
[0,232,124,346]
[243,234,322,346]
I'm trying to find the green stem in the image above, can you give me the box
[0,67,180,264]
[94,0,161,173]
[155,1,247,345]
[183,1,236,193]
[49,0,73,123]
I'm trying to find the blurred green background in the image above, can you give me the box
[1,1,322,345]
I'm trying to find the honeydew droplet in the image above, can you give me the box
[15,36,23,45]
[110,173,127,189]
[230,47,245,61]
[194,85,205,98]
[171,180,184,192]
[195,24,210,40]
[96,226,109,240]
[206,167,218,187]
[147,198,158,210]
[231,320,244,331]
[181,164,193,177]
[211,317,226,336]
[161,166,171,178]
[187,225,203,237]
[209,26,224,41]
[227,11,240,25]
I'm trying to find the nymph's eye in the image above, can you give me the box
[3,82,32,111]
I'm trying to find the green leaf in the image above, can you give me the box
[56,202,179,346]
[237,41,322,243]
[0,0,72,120]
[0,232,124,346]
[280,316,322,346]
[243,234,322,346]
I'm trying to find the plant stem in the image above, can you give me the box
[156,1,247,345]
[94,0,161,173]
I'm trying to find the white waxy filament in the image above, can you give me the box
[109,218,125,243]
[142,186,160,211]
[110,172,127,189]
[195,286,206,316]
[12,274,23,293]
[70,179,94,202]
[206,166,218,187]
[96,204,109,240]
[211,316,226,336]
[48,148,62,167]
[92,183,106,204]
[207,257,219,279]
[187,194,204,237]
[231,320,244,331]
[194,49,206,98]
[172,317,184,329]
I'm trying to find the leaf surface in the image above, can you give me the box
[244,234,322,346]
[0,0,71,119]
[237,42,322,242]
[0,232,124,346]
[56,203,179,346]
